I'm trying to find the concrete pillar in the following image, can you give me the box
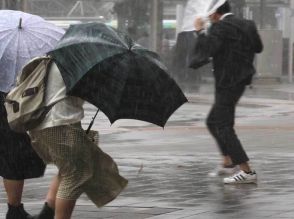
[21,0,28,11]
[2,0,6,8]
[150,0,162,52]
[176,4,184,34]
[5,0,17,10]
[243,6,253,20]
[289,0,294,83]
[259,0,266,29]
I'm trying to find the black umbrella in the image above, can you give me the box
[48,23,187,127]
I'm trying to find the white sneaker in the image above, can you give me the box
[223,170,257,184]
[208,165,239,177]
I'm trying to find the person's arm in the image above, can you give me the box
[189,18,224,69]
[195,24,223,57]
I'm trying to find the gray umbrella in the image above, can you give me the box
[0,10,64,93]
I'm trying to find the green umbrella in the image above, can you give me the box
[48,23,187,127]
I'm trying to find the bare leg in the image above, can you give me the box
[239,162,252,173]
[55,198,76,219]
[45,175,61,209]
[3,179,24,206]
[223,156,233,167]
[32,175,59,218]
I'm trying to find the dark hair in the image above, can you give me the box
[216,1,231,15]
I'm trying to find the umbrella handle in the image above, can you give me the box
[18,18,22,29]
[86,109,99,134]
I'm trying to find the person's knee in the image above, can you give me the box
[216,126,237,142]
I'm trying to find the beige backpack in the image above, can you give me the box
[5,57,53,132]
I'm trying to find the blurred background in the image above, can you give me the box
[1,0,293,91]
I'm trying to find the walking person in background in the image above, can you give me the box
[191,0,263,184]
[0,91,46,219]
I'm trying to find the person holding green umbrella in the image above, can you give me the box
[29,60,128,219]
[28,23,186,219]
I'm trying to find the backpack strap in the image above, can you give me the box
[44,57,54,87]
[5,99,19,113]
[22,87,39,97]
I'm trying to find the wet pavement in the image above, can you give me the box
[1,83,294,218]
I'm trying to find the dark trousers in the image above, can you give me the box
[206,85,249,165]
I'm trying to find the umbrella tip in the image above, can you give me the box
[18,18,22,29]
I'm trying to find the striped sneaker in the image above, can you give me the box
[223,170,257,184]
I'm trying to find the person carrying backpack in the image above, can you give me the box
[23,60,127,219]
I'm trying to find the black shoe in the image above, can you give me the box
[6,203,33,219]
[32,202,55,219]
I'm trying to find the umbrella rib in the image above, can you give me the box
[0,31,18,59]
[0,30,15,41]
[11,32,19,83]
[54,41,128,51]
[132,49,167,71]
[22,31,63,52]
[107,26,130,48]
[51,48,128,92]
[21,34,34,61]
[23,18,45,26]
[0,27,18,32]
[27,26,65,35]
[25,30,64,44]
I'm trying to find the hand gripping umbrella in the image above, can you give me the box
[48,23,187,127]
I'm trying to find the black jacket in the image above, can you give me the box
[190,15,263,88]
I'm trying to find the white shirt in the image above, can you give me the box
[33,62,84,130]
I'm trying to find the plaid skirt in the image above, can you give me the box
[0,92,46,180]
[29,123,128,207]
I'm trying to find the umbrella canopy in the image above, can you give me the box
[48,23,187,127]
[0,10,65,93]
[181,0,227,32]
[206,0,227,16]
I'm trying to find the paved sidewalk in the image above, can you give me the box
[1,83,294,218]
